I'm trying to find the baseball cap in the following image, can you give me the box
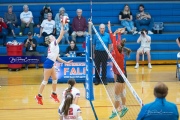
[28,32,32,36]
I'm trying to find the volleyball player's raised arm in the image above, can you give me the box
[56,25,65,44]
[56,56,73,64]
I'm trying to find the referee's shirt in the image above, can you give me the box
[93,32,112,50]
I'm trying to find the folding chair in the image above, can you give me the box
[176,52,180,80]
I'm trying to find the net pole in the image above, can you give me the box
[92,24,143,107]
[85,35,94,101]
[90,0,92,21]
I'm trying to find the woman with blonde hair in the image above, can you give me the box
[119,4,137,34]
[35,22,73,105]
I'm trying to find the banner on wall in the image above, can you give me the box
[54,61,114,79]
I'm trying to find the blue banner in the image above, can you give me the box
[54,61,114,79]
[0,56,45,64]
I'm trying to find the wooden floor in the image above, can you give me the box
[0,65,180,120]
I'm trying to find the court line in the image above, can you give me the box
[1,103,180,111]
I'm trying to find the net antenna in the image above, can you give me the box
[92,24,143,107]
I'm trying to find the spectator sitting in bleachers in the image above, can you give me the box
[176,37,180,47]
[56,14,69,44]
[38,4,53,27]
[137,82,179,120]
[0,16,7,46]
[71,9,88,41]
[119,4,137,35]
[135,4,153,34]
[55,7,68,22]
[134,28,152,69]
[4,5,17,38]
[65,40,79,57]
[38,13,55,47]
[19,5,34,36]
[24,31,39,70]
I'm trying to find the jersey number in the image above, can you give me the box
[48,47,51,53]
[68,108,73,115]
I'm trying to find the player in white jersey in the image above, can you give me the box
[59,79,80,112]
[35,22,73,105]
[59,93,83,120]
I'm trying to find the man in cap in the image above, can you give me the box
[24,31,39,69]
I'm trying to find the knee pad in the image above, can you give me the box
[52,80,57,84]
[120,89,126,98]
[41,80,48,85]
[114,94,121,101]
[78,116,83,120]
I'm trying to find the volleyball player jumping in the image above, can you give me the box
[35,23,73,105]
[108,21,131,119]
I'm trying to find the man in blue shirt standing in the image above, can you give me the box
[93,24,112,85]
[137,82,179,120]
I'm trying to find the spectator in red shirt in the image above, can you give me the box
[0,16,8,46]
[71,9,88,41]
[108,21,131,119]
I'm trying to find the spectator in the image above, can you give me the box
[0,16,7,46]
[4,5,17,38]
[71,9,88,41]
[135,4,153,34]
[55,7,68,22]
[56,14,69,44]
[39,13,55,47]
[65,40,79,57]
[119,4,137,35]
[19,5,34,36]
[137,82,179,120]
[38,4,53,26]
[24,31,39,70]
[176,37,180,47]
[134,29,152,69]
[93,24,112,85]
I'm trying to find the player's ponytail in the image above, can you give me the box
[66,78,76,93]
[61,93,73,116]
[123,47,132,57]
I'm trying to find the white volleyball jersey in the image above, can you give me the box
[139,35,151,48]
[47,40,59,62]
[59,87,80,110]
[62,104,81,120]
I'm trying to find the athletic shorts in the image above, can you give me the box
[116,71,127,83]
[137,47,150,53]
[43,58,54,69]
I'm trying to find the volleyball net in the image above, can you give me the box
[85,22,142,119]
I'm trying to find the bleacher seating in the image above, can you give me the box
[0,2,180,63]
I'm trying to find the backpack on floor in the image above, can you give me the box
[153,22,164,34]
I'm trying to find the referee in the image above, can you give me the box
[93,24,112,85]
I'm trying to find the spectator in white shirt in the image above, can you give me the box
[19,5,34,36]
[38,13,55,47]
[134,29,152,69]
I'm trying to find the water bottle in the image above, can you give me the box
[73,51,76,57]
[72,51,74,57]
[69,51,72,57]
